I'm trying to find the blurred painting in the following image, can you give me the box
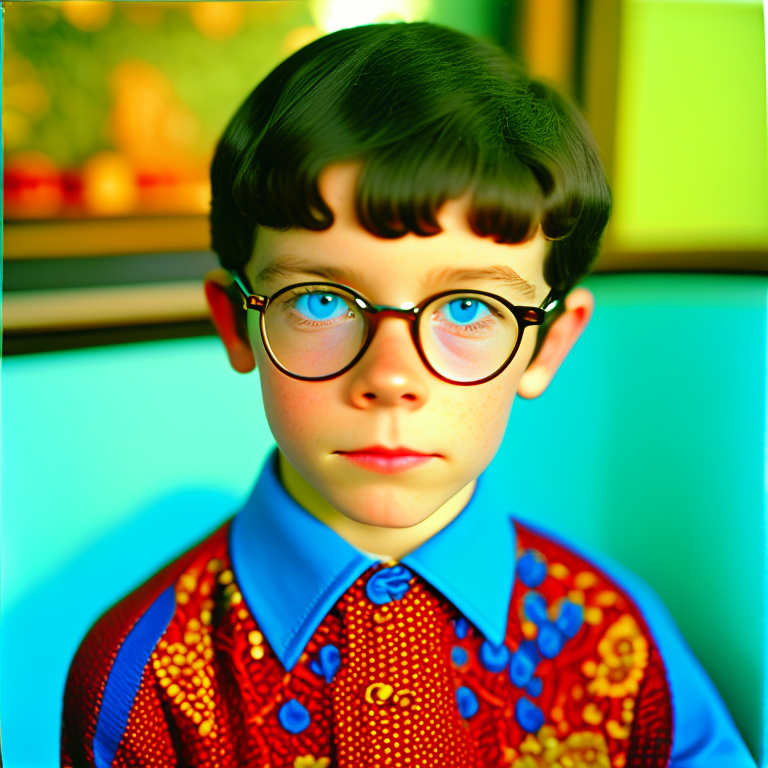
[3,1,337,220]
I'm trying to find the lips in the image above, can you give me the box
[342,446,434,457]
[335,446,439,474]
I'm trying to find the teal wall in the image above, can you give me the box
[2,273,766,767]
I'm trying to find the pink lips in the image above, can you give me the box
[335,446,438,474]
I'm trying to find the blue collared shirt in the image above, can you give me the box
[230,452,756,768]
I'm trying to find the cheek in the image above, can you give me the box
[256,357,337,452]
[249,318,313,447]
[435,348,528,456]
[446,385,515,453]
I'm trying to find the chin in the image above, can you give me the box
[337,493,433,529]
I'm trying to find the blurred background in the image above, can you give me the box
[2,2,767,767]
[3,0,765,352]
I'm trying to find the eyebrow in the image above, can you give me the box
[426,265,538,301]
[254,256,537,301]
[254,256,363,285]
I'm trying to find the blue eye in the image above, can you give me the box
[294,293,348,321]
[443,298,491,325]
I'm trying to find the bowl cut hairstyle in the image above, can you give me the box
[210,22,611,349]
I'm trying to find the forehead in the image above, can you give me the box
[250,162,550,304]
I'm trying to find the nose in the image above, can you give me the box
[347,316,429,409]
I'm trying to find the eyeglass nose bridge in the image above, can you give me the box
[359,304,423,358]
[367,305,421,320]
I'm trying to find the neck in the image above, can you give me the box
[278,451,475,561]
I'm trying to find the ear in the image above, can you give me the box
[204,268,256,374]
[517,287,594,399]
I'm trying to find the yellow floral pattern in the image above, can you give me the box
[151,559,223,739]
[512,726,611,767]
[294,755,331,768]
[583,615,648,698]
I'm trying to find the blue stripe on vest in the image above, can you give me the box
[93,585,176,768]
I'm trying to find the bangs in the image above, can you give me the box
[231,110,574,248]
[212,22,610,300]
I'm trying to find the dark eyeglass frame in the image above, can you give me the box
[231,269,559,386]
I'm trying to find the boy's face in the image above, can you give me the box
[242,163,552,529]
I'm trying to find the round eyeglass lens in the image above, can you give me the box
[263,285,366,378]
[419,293,519,382]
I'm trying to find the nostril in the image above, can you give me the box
[363,392,376,400]
[402,394,416,401]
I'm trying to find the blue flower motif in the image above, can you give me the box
[537,621,565,659]
[366,565,413,604]
[517,550,547,588]
[310,644,340,683]
[509,641,539,688]
[456,686,479,719]
[278,699,310,733]
[479,641,510,673]
[451,646,468,666]
[523,591,548,625]
[525,677,543,698]
[556,600,584,639]
[453,617,470,639]
[515,697,545,733]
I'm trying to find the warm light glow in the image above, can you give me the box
[310,0,432,34]
[190,2,245,41]
[82,152,138,216]
[109,59,201,164]
[282,25,325,56]
[61,1,113,32]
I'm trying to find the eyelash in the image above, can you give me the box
[278,287,505,331]
[431,311,499,336]
[282,288,357,327]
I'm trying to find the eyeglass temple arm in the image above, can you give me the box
[231,269,267,312]
[517,292,559,327]
[540,291,559,313]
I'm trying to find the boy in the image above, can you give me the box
[62,22,754,768]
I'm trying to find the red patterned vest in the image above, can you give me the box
[62,520,672,768]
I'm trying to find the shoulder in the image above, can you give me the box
[511,516,699,676]
[512,517,658,616]
[61,521,231,767]
[510,516,757,768]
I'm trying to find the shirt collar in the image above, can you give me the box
[230,450,516,670]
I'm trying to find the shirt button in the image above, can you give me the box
[479,641,510,673]
[278,699,310,733]
[365,565,413,604]
[510,641,539,688]
[517,549,548,588]
[310,644,340,683]
[456,686,479,719]
[451,646,469,666]
[453,617,470,639]
[516,697,545,732]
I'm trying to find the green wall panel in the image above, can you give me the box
[425,0,504,42]
[612,0,768,251]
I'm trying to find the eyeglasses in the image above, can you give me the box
[231,270,558,386]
